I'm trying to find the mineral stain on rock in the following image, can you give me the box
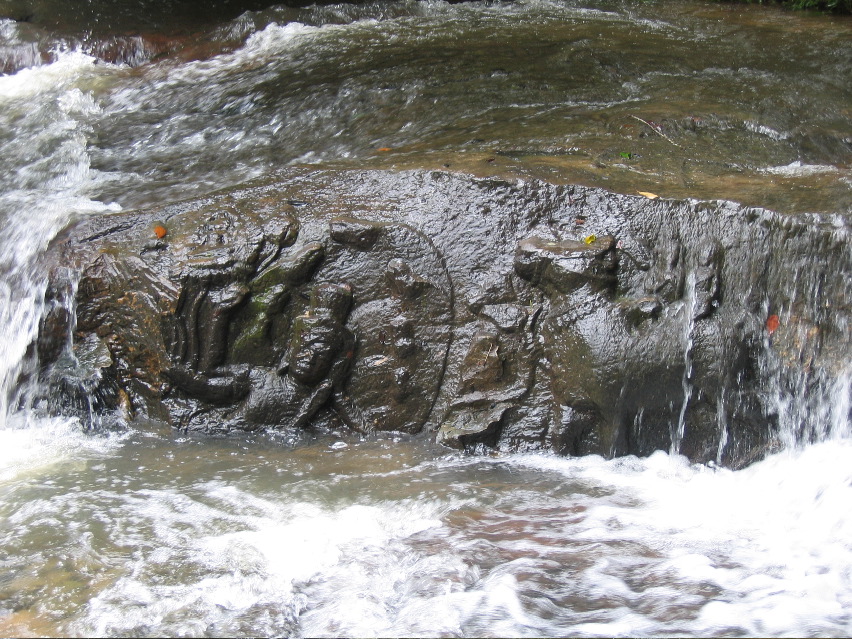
[31,168,852,468]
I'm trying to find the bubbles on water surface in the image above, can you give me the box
[0,428,849,638]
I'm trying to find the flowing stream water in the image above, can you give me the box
[0,0,850,636]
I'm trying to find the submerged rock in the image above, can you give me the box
[34,168,851,468]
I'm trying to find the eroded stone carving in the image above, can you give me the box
[135,209,453,435]
[35,169,844,468]
[324,219,453,434]
[165,282,355,430]
[514,235,618,294]
[437,303,535,448]
[514,229,731,459]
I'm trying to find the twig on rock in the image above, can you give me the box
[630,115,683,148]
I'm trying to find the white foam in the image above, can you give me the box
[0,414,128,483]
[2,433,848,637]
[242,21,321,56]
[142,21,320,89]
[759,161,840,177]
[0,51,105,101]
[77,487,446,637]
[509,441,852,635]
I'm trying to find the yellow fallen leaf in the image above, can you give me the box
[584,234,597,245]
[637,191,659,199]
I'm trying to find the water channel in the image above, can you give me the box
[0,0,850,635]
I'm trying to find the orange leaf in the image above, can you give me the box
[766,314,780,335]
[153,225,167,239]
[377,147,392,152]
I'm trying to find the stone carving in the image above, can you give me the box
[70,203,456,435]
[323,218,453,434]
[164,282,355,430]
[512,227,739,460]
[33,169,848,467]
[514,234,618,294]
[437,304,536,449]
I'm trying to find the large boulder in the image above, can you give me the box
[31,168,851,467]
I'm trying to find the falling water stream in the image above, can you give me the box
[0,0,850,636]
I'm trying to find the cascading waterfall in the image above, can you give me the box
[0,52,123,429]
[0,271,44,428]
[715,390,728,465]
[759,219,852,447]
[672,270,697,455]
[676,210,852,462]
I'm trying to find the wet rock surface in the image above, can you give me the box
[35,168,852,467]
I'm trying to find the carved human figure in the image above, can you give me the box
[437,304,535,449]
[237,282,355,428]
[165,282,355,430]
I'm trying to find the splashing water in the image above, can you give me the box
[0,432,850,637]
[0,52,123,428]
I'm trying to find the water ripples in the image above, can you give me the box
[2,432,850,636]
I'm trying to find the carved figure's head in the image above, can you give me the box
[310,283,353,321]
[287,283,354,385]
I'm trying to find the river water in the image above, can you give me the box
[0,0,850,636]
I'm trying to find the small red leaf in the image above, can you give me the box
[766,314,780,335]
